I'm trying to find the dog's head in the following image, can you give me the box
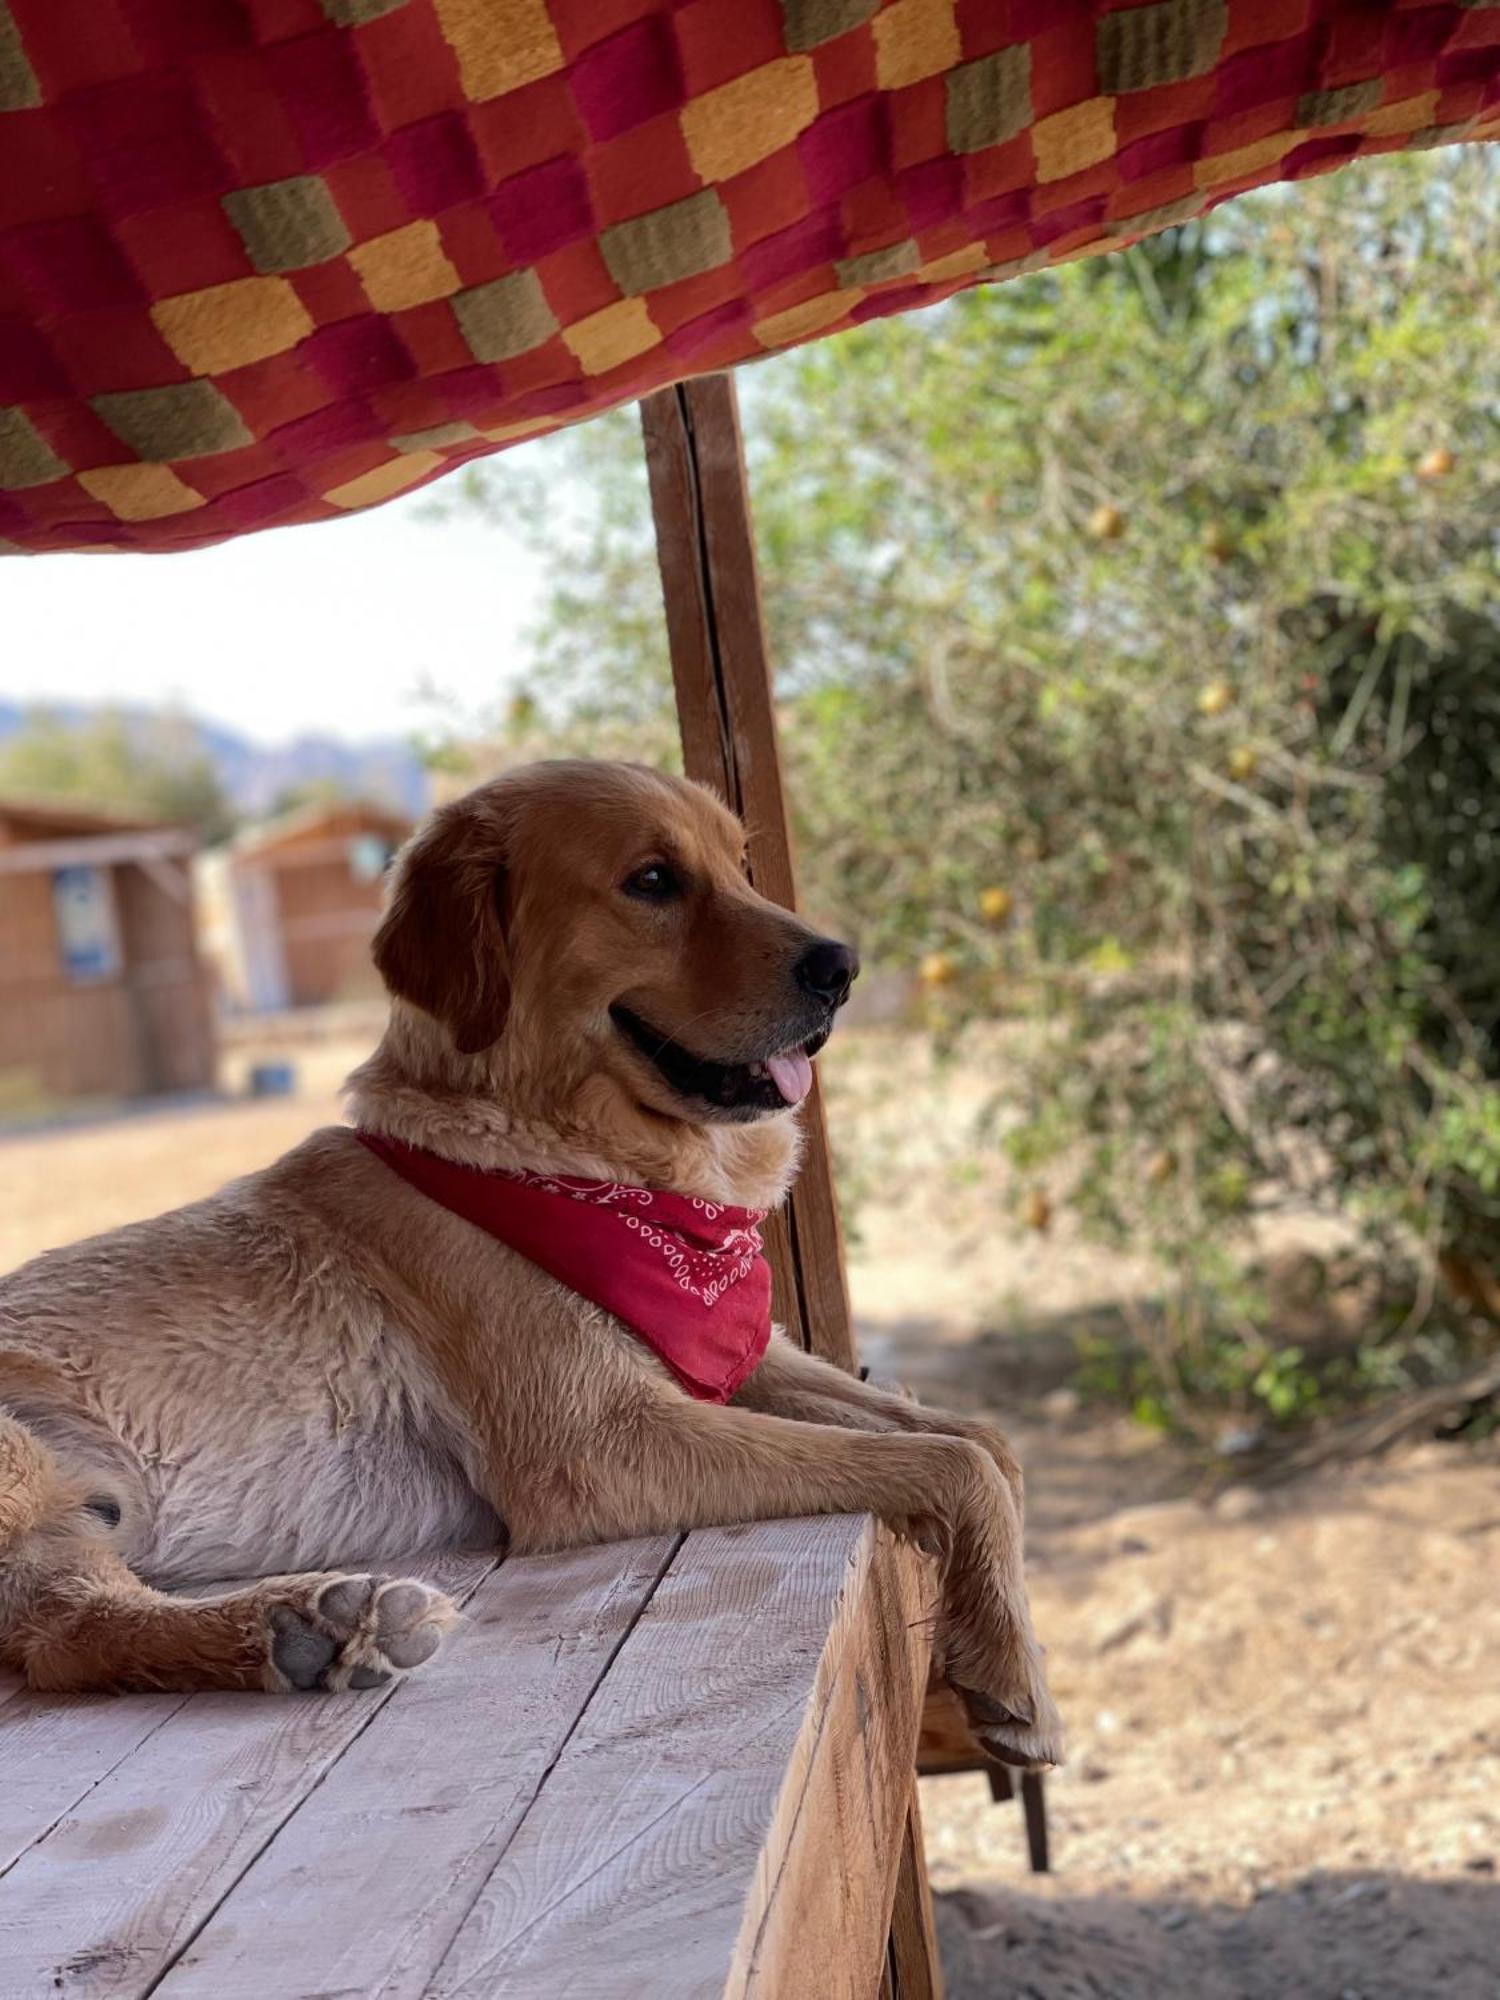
[372,760,857,1131]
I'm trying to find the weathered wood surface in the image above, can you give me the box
[0,1517,932,1999]
[641,377,855,1374]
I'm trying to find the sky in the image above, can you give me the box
[4,467,545,747]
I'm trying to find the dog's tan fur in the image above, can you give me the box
[0,760,1061,1762]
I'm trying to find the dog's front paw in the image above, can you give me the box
[954,1675,1066,1771]
[265,1574,457,1693]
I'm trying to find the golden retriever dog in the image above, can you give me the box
[0,760,1061,1766]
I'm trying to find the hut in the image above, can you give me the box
[203,800,412,1014]
[0,798,213,1106]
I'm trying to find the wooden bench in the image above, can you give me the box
[0,1515,938,1998]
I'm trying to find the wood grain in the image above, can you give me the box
[426,1514,933,1999]
[641,378,855,1372]
[0,1553,496,1999]
[150,1537,678,2000]
[884,1786,945,2000]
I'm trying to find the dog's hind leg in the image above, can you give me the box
[1,1413,455,1695]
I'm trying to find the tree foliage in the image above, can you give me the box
[0,708,236,843]
[434,152,1500,1402]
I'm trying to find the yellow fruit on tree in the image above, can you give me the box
[1197,679,1235,718]
[1416,445,1455,482]
[1087,502,1126,541]
[979,885,1014,926]
[1227,744,1258,780]
[919,951,956,987]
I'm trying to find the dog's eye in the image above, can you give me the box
[622,862,681,903]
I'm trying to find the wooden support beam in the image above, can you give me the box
[641,375,855,1373]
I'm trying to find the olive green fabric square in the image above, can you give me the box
[835,239,919,287]
[779,0,878,53]
[0,407,66,489]
[321,0,410,22]
[1296,79,1382,128]
[91,382,252,463]
[223,177,352,275]
[599,191,733,298]
[452,270,558,363]
[946,45,1032,156]
[1097,0,1227,95]
[0,3,40,111]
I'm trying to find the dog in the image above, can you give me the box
[0,759,1061,1767]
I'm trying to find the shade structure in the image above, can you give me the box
[0,0,1497,557]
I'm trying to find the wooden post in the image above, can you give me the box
[641,375,855,1373]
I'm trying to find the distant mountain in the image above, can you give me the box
[0,700,430,823]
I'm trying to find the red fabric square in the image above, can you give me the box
[387,113,485,216]
[421,362,509,418]
[967,184,1031,234]
[321,158,407,239]
[897,155,964,230]
[570,16,685,143]
[358,3,464,129]
[1437,47,1496,90]
[1115,122,1205,182]
[115,200,251,296]
[194,50,315,184]
[1027,23,1101,118]
[1,216,145,317]
[0,311,71,398]
[300,312,415,395]
[719,154,810,250]
[587,114,696,227]
[646,262,743,334]
[1222,0,1310,61]
[1109,163,1195,220]
[1213,33,1319,116]
[263,29,381,171]
[220,356,324,443]
[286,257,372,326]
[437,202,512,287]
[738,214,842,297]
[20,400,125,472]
[534,237,620,321]
[270,396,384,460]
[665,296,752,360]
[1284,133,1363,177]
[244,0,325,42]
[961,133,1035,205]
[955,0,1032,62]
[807,26,878,110]
[9,0,142,95]
[508,377,592,422]
[1113,75,1216,143]
[0,115,95,229]
[1321,6,1387,85]
[886,76,948,171]
[50,305,184,395]
[118,0,251,60]
[65,75,233,218]
[387,298,472,376]
[840,181,907,247]
[850,280,936,325]
[491,155,596,263]
[469,75,584,184]
[208,471,311,530]
[673,0,784,94]
[550,0,654,60]
[799,96,890,205]
[1384,7,1461,68]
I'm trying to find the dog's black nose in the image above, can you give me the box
[796,938,860,1007]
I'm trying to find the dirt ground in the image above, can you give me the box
[2,1027,1496,1999]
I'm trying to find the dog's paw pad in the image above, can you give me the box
[265,1574,456,1694]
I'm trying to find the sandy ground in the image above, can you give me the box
[2,1028,1497,1998]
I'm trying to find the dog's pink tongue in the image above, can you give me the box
[766,1049,814,1105]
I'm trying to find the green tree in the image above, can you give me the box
[0,708,236,843]
[432,151,1500,1402]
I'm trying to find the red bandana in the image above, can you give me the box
[357,1132,772,1403]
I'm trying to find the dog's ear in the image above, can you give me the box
[372,807,511,1055]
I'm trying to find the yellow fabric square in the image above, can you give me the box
[77,465,205,521]
[326,452,442,510]
[150,276,313,377]
[916,242,987,284]
[1363,91,1438,139]
[562,298,660,376]
[432,0,562,101]
[754,288,862,348]
[681,56,819,182]
[1197,131,1293,188]
[1032,97,1117,183]
[874,0,959,91]
[349,221,461,313]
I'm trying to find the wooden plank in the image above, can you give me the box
[151,1537,678,2000]
[641,378,854,1372]
[0,1553,496,2000]
[0,1692,187,1880]
[427,1514,934,2000]
[884,1787,944,2000]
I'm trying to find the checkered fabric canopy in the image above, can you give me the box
[1,0,1496,555]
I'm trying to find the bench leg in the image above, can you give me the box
[883,1781,944,2000]
[1021,1769,1050,1874]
